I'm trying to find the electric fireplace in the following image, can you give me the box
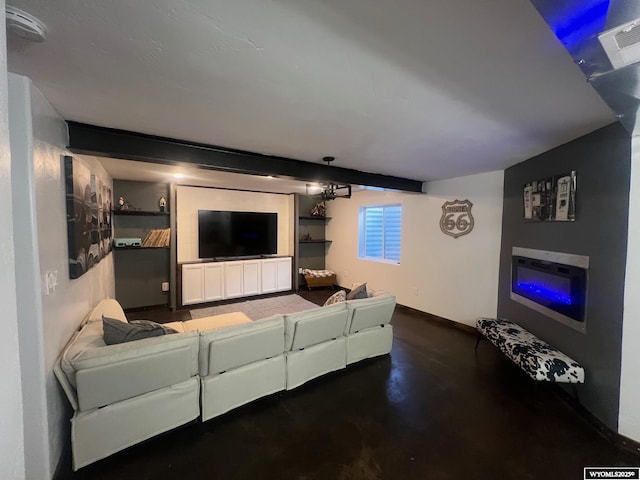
[511,247,589,333]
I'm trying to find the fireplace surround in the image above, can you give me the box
[510,247,589,333]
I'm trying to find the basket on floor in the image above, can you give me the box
[302,269,336,290]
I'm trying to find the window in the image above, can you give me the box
[358,204,402,263]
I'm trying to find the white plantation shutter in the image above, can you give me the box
[383,205,402,262]
[359,205,402,263]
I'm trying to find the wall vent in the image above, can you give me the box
[599,18,640,69]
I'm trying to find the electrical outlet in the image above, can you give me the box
[161,282,170,292]
[411,287,418,296]
[298,267,303,274]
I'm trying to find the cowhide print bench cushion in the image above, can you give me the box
[476,317,584,384]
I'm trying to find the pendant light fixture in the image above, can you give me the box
[306,157,351,200]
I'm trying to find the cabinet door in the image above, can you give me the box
[261,259,278,294]
[204,263,224,302]
[182,264,204,305]
[243,260,261,296]
[224,262,244,298]
[276,257,292,291]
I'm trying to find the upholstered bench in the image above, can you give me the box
[301,268,336,290]
[475,317,584,384]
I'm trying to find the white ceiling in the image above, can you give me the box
[7,0,614,183]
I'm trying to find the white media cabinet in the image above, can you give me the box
[181,257,292,306]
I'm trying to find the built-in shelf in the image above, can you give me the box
[299,216,332,221]
[299,240,332,244]
[113,210,169,216]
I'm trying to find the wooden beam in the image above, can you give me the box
[67,122,424,193]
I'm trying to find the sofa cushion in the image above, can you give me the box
[345,294,396,334]
[164,321,185,333]
[284,302,348,351]
[324,290,346,306]
[199,315,284,376]
[182,312,252,333]
[86,298,127,324]
[102,317,177,345]
[61,320,106,387]
[346,282,368,300]
[60,318,199,389]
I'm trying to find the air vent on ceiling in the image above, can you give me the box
[599,18,640,70]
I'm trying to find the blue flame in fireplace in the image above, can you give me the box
[516,282,572,305]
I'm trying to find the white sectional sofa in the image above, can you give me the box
[55,293,396,470]
[284,302,349,389]
[54,299,202,470]
[199,315,287,421]
[345,294,395,364]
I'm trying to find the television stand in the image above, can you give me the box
[181,257,292,306]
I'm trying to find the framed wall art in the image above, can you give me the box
[523,171,576,222]
[64,156,113,279]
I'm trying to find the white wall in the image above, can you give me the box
[619,136,640,443]
[0,4,26,479]
[177,185,293,262]
[8,74,115,478]
[326,171,504,326]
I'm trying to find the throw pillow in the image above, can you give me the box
[102,316,177,345]
[346,282,368,300]
[324,290,346,306]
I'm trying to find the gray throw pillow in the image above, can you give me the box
[346,282,368,300]
[324,290,346,306]
[102,316,178,345]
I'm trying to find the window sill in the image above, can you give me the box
[358,257,400,266]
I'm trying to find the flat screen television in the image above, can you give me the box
[198,210,277,259]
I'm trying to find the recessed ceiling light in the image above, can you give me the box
[173,173,184,179]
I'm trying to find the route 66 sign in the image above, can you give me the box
[440,199,474,239]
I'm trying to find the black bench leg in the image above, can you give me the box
[474,333,482,352]
[572,384,580,403]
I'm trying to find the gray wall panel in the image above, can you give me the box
[497,123,630,429]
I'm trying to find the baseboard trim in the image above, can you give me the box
[394,303,477,335]
[553,386,640,457]
[335,285,477,336]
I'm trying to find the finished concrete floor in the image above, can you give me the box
[57,289,640,479]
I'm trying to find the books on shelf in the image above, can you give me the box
[141,228,171,248]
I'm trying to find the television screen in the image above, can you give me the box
[198,210,277,259]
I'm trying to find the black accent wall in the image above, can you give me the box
[497,123,630,429]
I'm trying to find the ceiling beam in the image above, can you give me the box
[67,122,424,193]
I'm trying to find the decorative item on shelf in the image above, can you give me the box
[116,196,139,211]
[141,228,171,247]
[158,196,167,213]
[523,171,577,222]
[440,199,474,239]
[305,157,351,201]
[300,233,312,241]
[310,201,326,217]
